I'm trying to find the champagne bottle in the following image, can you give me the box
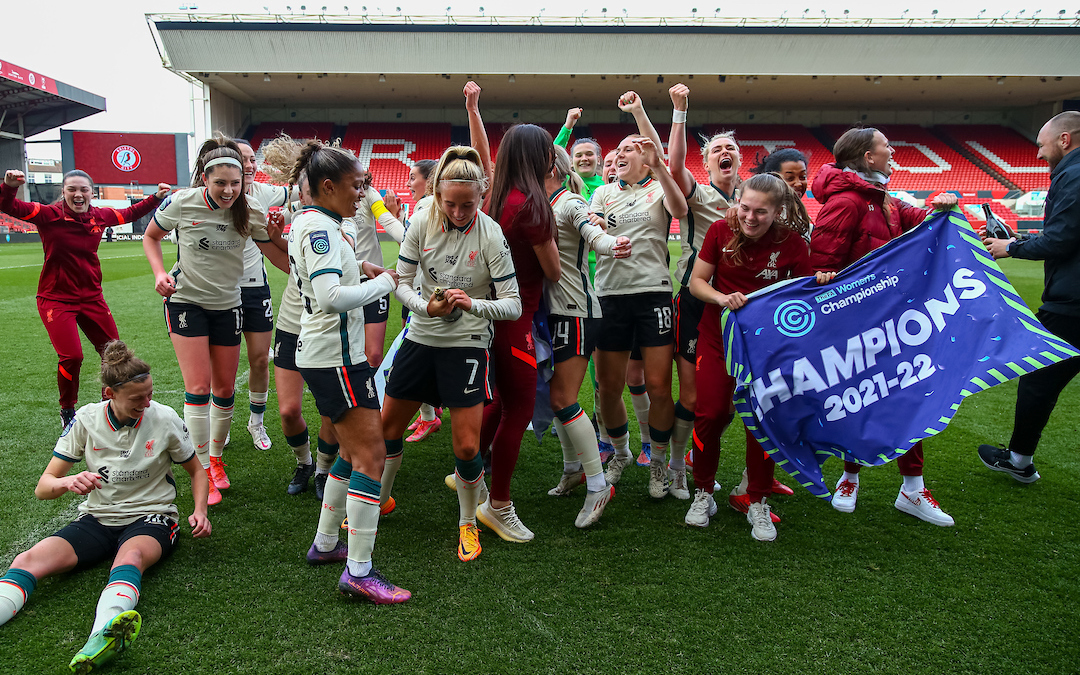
[982,204,1012,239]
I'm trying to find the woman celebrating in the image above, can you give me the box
[811,126,956,526]
[545,144,630,527]
[476,122,561,543]
[590,106,688,499]
[288,140,408,603]
[1,169,169,427]
[0,340,210,671]
[380,145,522,561]
[685,173,814,541]
[666,83,742,498]
[142,136,289,505]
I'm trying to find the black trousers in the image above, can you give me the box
[1009,309,1080,455]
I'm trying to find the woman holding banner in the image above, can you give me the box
[810,126,957,525]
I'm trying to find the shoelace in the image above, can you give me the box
[691,490,711,514]
[650,463,667,483]
[750,503,772,527]
[917,489,940,507]
[673,470,687,489]
[836,480,857,497]
[498,504,526,530]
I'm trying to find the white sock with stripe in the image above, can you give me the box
[346,471,381,577]
[184,393,211,468]
[91,565,141,634]
[209,393,234,459]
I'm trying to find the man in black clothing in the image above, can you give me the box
[978,111,1080,482]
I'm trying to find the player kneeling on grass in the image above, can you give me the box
[0,340,210,672]
[287,141,410,604]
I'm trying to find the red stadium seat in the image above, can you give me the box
[341,123,452,209]
[248,122,335,185]
[938,125,1050,192]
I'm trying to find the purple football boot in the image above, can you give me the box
[306,541,349,565]
[338,567,412,604]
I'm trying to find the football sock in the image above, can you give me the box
[315,456,352,551]
[650,425,672,467]
[315,439,339,475]
[552,421,579,471]
[842,471,861,485]
[1010,451,1033,468]
[0,568,36,626]
[380,439,404,507]
[184,393,211,468]
[902,475,925,493]
[345,471,381,576]
[91,565,141,634]
[248,390,268,427]
[455,453,485,526]
[629,385,651,445]
[419,403,436,423]
[209,393,235,459]
[669,401,695,470]
[286,428,312,465]
[556,403,603,482]
[607,422,631,459]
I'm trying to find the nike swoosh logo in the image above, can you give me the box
[658,329,671,335]
[464,387,480,394]
[423,247,435,252]
[192,221,205,227]
[93,447,104,452]
[198,442,209,449]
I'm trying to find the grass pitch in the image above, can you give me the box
[0,240,1077,674]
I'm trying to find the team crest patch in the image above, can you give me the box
[310,230,331,255]
[466,250,479,267]
[145,440,156,457]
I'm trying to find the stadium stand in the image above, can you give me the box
[341,123,452,205]
[0,213,34,233]
[822,124,1002,192]
[938,125,1051,192]
[248,122,336,183]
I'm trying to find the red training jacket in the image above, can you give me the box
[809,163,928,272]
[0,183,161,302]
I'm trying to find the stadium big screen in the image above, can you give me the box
[66,131,179,185]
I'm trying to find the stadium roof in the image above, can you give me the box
[0,59,106,138]
[147,13,1080,110]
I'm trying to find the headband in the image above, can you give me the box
[109,372,150,389]
[203,157,243,171]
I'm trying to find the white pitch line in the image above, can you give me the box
[0,253,145,271]
[1,498,84,569]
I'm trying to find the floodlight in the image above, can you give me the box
[379,74,386,82]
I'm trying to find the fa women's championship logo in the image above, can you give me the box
[112,145,141,172]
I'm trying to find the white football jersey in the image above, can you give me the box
[53,401,195,527]
[152,187,269,310]
[240,183,293,288]
[546,187,619,318]
[590,177,674,297]
[676,182,737,288]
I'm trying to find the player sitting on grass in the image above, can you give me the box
[0,340,210,672]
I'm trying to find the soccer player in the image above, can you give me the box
[545,144,629,527]
[1,169,169,427]
[811,127,957,526]
[234,138,297,451]
[142,136,290,506]
[665,83,744,499]
[590,93,688,500]
[380,145,522,561]
[685,173,816,541]
[0,340,210,671]
[553,106,606,203]
[288,140,409,603]
[462,81,561,543]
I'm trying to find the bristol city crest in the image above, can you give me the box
[112,145,141,172]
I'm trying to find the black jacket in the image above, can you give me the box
[1009,147,1080,316]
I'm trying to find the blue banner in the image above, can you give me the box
[721,209,1079,499]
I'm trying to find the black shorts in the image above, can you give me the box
[164,300,243,347]
[363,293,390,325]
[274,329,299,372]
[299,362,380,423]
[241,284,274,333]
[596,292,674,352]
[54,513,179,572]
[674,288,707,360]
[385,339,491,409]
[550,315,600,364]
